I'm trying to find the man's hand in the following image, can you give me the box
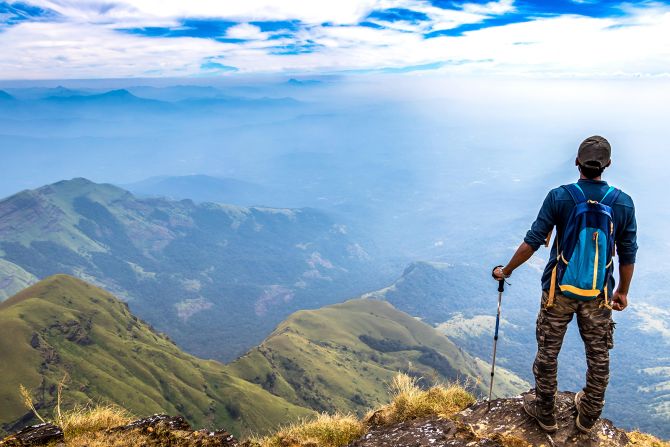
[492,266,511,281]
[611,290,628,311]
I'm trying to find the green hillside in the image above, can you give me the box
[0,275,312,437]
[0,178,388,361]
[229,298,528,415]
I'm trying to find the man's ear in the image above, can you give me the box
[575,157,580,166]
[605,160,612,168]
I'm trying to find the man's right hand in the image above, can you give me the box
[611,290,628,311]
[492,266,510,281]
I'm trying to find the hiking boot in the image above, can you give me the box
[574,391,597,433]
[574,390,584,410]
[523,394,558,433]
[576,411,598,433]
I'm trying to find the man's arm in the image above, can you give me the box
[494,242,535,279]
[612,195,637,311]
[612,263,634,311]
[493,191,555,280]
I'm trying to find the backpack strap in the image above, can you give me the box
[600,187,621,207]
[599,186,620,310]
[562,183,587,204]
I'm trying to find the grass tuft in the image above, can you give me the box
[61,404,132,440]
[18,384,46,424]
[365,373,475,426]
[249,413,365,447]
[628,431,670,447]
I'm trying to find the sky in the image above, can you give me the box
[0,0,669,79]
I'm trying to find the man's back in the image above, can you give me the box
[524,178,637,294]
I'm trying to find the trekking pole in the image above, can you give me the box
[488,265,506,410]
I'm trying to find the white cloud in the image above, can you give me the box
[0,21,224,78]
[226,23,265,40]
[0,0,669,79]
[462,0,515,15]
[27,0,380,25]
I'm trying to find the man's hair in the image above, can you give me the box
[579,162,605,179]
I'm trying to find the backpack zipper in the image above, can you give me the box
[593,231,599,290]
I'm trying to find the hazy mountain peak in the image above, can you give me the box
[0,90,15,101]
[287,78,321,86]
[49,85,82,97]
[401,260,451,277]
[32,178,132,205]
[100,88,134,98]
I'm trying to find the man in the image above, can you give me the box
[493,135,637,433]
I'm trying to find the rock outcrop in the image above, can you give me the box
[108,414,238,446]
[349,391,629,447]
[0,423,64,447]
[0,414,238,447]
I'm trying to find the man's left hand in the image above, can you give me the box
[611,290,628,311]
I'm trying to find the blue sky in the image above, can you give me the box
[0,0,669,79]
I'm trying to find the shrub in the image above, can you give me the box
[61,404,132,439]
[249,413,365,447]
[365,373,475,426]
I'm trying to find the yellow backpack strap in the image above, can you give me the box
[544,228,553,248]
[600,287,611,309]
[546,228,558,308]
[547,264,557,308]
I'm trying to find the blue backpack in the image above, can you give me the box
[547,183,620,308]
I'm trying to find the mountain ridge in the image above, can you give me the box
[0,177,387,361]
[230,298,529,416]
[0,274,313,437]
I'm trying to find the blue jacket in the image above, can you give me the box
[524,179,637,293]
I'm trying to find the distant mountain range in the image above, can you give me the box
[0,178,391,361]
[0,90,16,102]
[0,87,299,110]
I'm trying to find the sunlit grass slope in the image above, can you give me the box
[0,275,312,437]
[230,298,528,416]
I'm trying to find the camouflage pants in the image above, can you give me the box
[533,291,614,419]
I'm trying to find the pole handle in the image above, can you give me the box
[492,265,505,292]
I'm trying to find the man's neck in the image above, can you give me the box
[580,174,603,181]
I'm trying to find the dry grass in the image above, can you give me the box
[628,431,670,447]
[248,413,365,447]
[246,373,474,447]
[61,404,133,440]
[63,431,151,447]
[19,374,132,446]
[364,373,475,426]
[18,384,47,424]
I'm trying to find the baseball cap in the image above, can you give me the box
[578,135,611,168]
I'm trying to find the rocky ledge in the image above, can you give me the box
[348,390,629,447]
[0,414,238,447]
[0,392,638,447]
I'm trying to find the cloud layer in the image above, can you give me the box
[0,0,669,79]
